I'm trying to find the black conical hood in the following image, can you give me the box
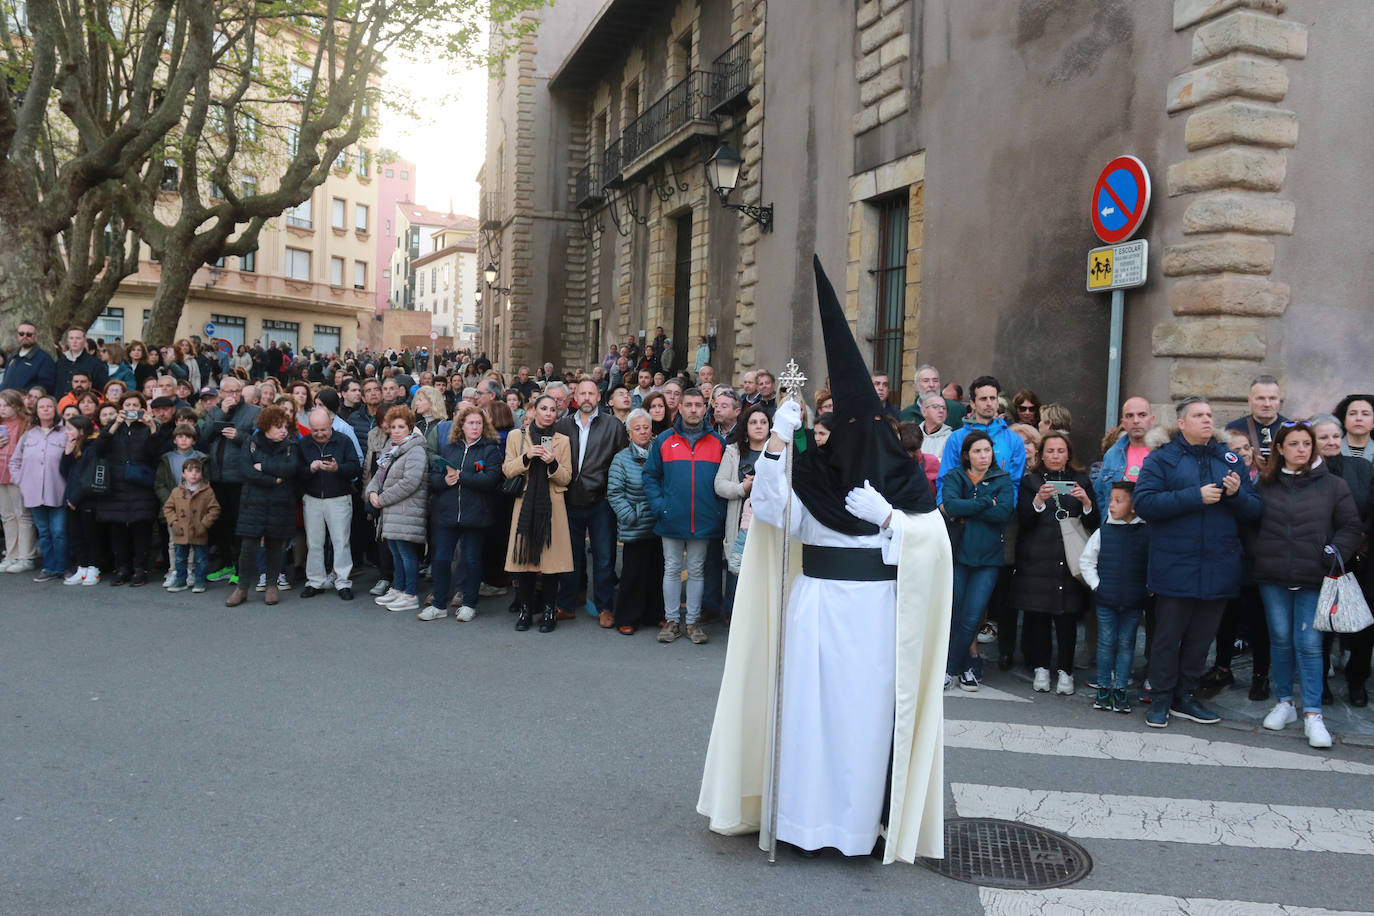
[813,255,884,422]
[792,257,934,536]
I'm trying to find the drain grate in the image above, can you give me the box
[919,818,1093,889]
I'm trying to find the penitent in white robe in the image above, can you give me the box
[749,449,902,854]
[697,447,952,863]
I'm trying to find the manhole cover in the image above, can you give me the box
[919,818,1092,889]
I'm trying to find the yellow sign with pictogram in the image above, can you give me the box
[1086,239,1147,292]
[1088,248,1114,290]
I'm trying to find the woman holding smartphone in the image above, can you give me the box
[502,394,573,633]
[95,393,160,586]
[1013,430,1097,695]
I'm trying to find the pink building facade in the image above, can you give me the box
[374,155,417,314]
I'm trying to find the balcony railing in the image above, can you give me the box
[621,69,716,169]
[708,37,750,112]
[602,140,623,189]
[479,192,502,229]
[575,162,605,209]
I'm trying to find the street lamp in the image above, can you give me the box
[474,288,482,304]
[705,143,773,232]
[482,261,511,298]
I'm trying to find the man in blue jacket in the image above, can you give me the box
[641,387,725,645]
[936,375,1026,504]
[3,321,57,394]
[1094,396,1157,510]
[1133,396,1262,729]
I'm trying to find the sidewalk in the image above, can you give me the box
[979,625,1374,749]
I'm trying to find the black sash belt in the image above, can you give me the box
[801,545,897,582]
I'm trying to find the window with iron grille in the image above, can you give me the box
[873,193,908,403]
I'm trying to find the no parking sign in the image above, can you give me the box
[1090,155,1151,244]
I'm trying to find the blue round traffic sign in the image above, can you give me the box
[1091,156,1151,244]
[203,321,216,337]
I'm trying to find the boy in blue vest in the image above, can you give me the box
[1079,481,1150,712]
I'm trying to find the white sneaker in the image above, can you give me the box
[417,604,449,621]
[478,582,508,597]
[943,674,955,691]
[163,571,177,588]
[6,559,34,573]
[255,573,268,592]
[369,579,391,597]
[1033,668,1051,692]
[387,593,419,613]
[374,588,401,606]
[0,558,13,573]
[276,573,291,590]
[1056,670,1075,695]
[1305,713,1333,749]
[455,605,477,622]
[1263,700,1297,731]
[63,568,88,586]
[82,567,101,586]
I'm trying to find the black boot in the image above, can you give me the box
[538,603,557,633]
[1248,673,1270,701]
[514,604,533,631]
[1350,681,1368,707]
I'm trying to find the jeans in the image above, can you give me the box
[662,537,710,625]
[1096,606,1142,689]
[30,505,67,574]
[304,495,353,589]
[173,544,209,584]
[558,500,618,613]
[948,564,1000,676]
[1258,585,1323,712]
[432,525,485,609]
[388,539,419,596]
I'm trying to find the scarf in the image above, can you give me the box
[513,423,556,565]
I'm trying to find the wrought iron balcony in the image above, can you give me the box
[575,162,605,209]
[602,139,623,189]
[479,192,502,229]
[709,37,750,113]
[619,69,718,180]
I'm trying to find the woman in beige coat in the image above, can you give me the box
[503,394,573,633]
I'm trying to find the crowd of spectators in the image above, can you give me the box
[3,320,1371,748]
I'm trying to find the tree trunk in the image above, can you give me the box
[143,246,200,346]
[0,166,61,345]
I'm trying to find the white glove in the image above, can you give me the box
[771,400,803,442]
[845,479,893,527]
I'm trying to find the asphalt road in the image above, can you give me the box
[4,572,1374,915]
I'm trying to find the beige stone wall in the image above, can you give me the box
[853,0,912,134]
[731,0,767,372]
[1157,0,1307,410]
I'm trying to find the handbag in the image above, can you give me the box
[82,456,111,497]
[1057,507,1090,583]
[1314,546,1374,634]
[500,430,527,498]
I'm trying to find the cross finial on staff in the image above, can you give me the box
[779,358,807,401]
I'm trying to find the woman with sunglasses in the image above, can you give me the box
[1253,421,1362,748]
[1011,389,1041,428]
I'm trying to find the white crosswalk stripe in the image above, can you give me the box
[943,685,1032,704]
[979,887,1374,916]
[952,783,1374,855]
[945,720,1374,774]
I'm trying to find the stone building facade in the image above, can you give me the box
[480,0,1373,428]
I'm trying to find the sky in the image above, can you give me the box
[379,56,490,218]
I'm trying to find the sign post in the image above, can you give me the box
[1088,157,1151,431]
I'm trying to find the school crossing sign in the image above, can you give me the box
[1087,239,1148,292]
